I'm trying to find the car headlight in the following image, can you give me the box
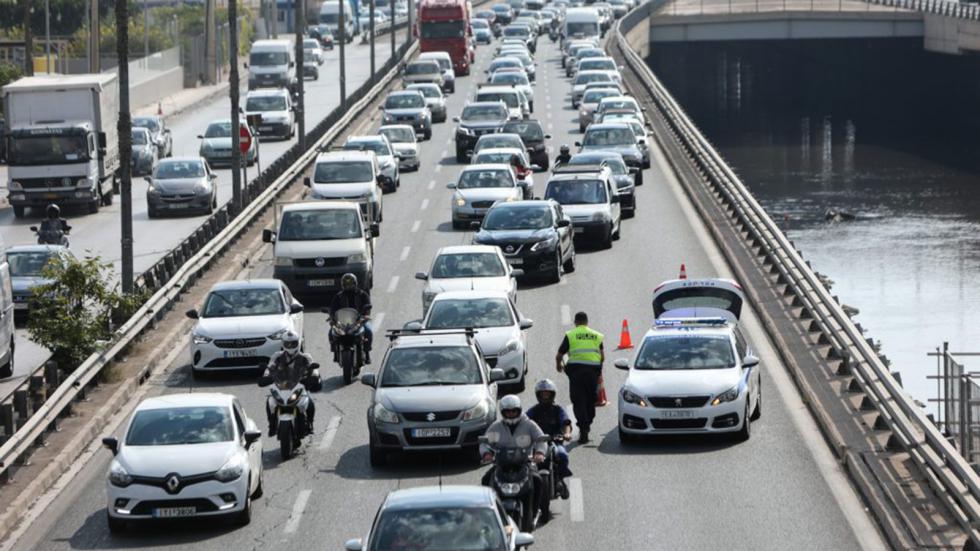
[373,403,400,424]
[500,482,522,496]
[500,339,521,356]
[621,387,648,407]
[75,177,92,189]
[192,332,212,345]
[455,196,466,207]
[529,235,557,252]
[347,253,366,263]
[267,328,288,340]
[711,386,740,406]
[194,181,210,195]
[462,400,490,421]
[146,184,159,196]
[8,181,22,191]
[592,211,611,222]
[275,256,293,266]
[215,454,246,482]
[457,126,474,136]
[382,113,394,123]
[108,461,132,487]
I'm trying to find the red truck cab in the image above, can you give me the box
[417,0,473,76]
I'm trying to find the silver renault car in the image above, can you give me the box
[360,330,506,467]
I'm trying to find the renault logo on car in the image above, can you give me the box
[165,474,181,494]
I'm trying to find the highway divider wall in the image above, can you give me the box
[614,3,980,547]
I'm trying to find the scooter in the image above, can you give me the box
[259,365,320,460]
[30,223,70,247]
[482,438,550,532]
[328,307,367,385]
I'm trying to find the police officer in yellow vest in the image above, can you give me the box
[555,311,604,443]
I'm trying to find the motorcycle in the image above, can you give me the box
[328,307,367,385]
[29,223,70,246]
[482,437,550,532]
[539,435,570,502]
[259,364,320,460]
[548,26,559,42]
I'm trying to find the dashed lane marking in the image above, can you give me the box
[318,416,342,451]
[284,489,312,534]
[411,220,421,233]
[387,275,400,293]
[400,246,411,261]
[428,179,436,190]
[374,312,386,331]
[420,198,429,210]
[569,478,585,522]
[560,304,571,326]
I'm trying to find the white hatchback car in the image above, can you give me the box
[186,279,305,378]
[102,393,264,532]
[415,245,520,313]
[615,318,761,443]
[409,290,533,392]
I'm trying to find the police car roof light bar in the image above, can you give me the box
[654,317,728,328]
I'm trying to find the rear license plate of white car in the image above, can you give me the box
[307,279,334,287]
[412,427,451,438]
[153,506,196,518]
[661,410,694,418]
[224,349,258,358]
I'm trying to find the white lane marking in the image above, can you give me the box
[560,304,571,326]
[411,220,421,233]
[428,179,436,190]
[420,198,430,210]
[318,416,342,451]
[284,489,313,534]
[387,275,400,293]
[435,164,443,173]
[400,246,411,261]
[441,148,448,158]
[569,478,585,522]
[374,312,386,331]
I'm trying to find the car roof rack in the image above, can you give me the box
[552,164,606,174]
[386,328,477,342]
[653,317,730,329]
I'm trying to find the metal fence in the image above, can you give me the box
[929,343,980,466]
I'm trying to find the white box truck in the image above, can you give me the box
[2,74,119,218]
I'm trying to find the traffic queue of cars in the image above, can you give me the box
[90,0,764,546]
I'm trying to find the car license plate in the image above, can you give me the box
[573,226,584,234]
[168,203,189,209]
[662,410,694,418]
[44,193,59,199]
[153,506,196,518]
[307,279,334,287]
[224,349,258,358]
[412,427,451,438]
[507,258,522,266]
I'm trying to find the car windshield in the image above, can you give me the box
[385,94,425,109]
[154,161,206,179]
[427,298,514,329]
[431,252,506,278]
[462,105,507,121]
[570,156,626,175]
[370,507,505,551]
[577,49,605,60]
[545,180,607,204]
[380,127,415,143]
[202,287,284,318]
[303,40,319,49]
[477,92,519,108]
[8,133,89,165]
[249,51,288,66]
[458,169,514,189]
[204,122,233,138]
[566,21,599,36]
[581,59,616,71]
[634,335,736,370]
[473,152,519,165]
[304,51,316,62]
[6,251,57,277]
[583,90,618,104]
[483,206,552,230]
[380,346,482,387]
[575,73,613,86]
[410,86,440,99]
[314,160,374,183]
[421,20,467,38]
[583,127,635,146]
[503,122,544,141]
[600,100,636,112]
[278,209,363,240]
[133,118,160,132]
[492,5,510,13]
[477,136,522,150]
[405,62,440,75]
[131,130,148,145]
[504,26,530,38]
[246,95,287,111]
[491,72,529,86]
[345,140,391,156]
[125,406,234,446]
[472,19,489,28]
[490,60,521,72]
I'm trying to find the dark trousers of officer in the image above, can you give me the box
[565,363,599,431]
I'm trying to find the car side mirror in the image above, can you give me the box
[404,320,423,332]
[470,221,481,230]
[614,358,630,370]
[510,268,524,277]
[415,271,429,280]
[638,138,646,145]
[544,134,552,139]
[377,105,384,110]
[185,309,199,319]
[610,194,620,204]
[530,164,541,171]
[262,229,276,243]
[628,167,639,175]
[743,355,760,369]
[98,132,107,149]
[289,303,304,314]
[29,225,38,232]
[452,116,461,122]
[489,367,506,382]
[258,375,274,387]
[574,141,581,147]
[446,182,457,189]
[370,223,380,237]
[102,437,119,455]
[243,430,262,449]
[519,318,533,330]
[209,173,217,181]
[557,218,571,228]
[360,373,376,387]
[197,134,204,139]
[243,62,249,68]
[289,61,295,68]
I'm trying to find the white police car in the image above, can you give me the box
[614,318,761,443]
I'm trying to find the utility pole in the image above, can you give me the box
[390,0,395,59]
[205,0,216,83]
[294,0,305,151]
[21,0,33,76]
[339,0,346,108]
[271,0,278,37]
[230,0,243,215]
[117,0,134,294]
[144,0,150,60]
[407,0,413,48]
[369,0,375,81]
[89,0,100,72]
[45,0,51,73]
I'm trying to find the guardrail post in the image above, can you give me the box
[0,404,12,441]
[13,390,29,430]
[29,375,44,411]
[962,373,970,455]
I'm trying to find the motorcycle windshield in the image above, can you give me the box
[334,307,360,329]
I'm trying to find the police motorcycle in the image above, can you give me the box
[327,307,367,385]
[481,435,551,532]
[259,364,320,460]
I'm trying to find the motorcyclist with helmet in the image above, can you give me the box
[554,145,572,167]
[37,204,71,246]
[525,379,572,499]
[328,273,374,364]
[262,331,317,436]
[480,395,552,521]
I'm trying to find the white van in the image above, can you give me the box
[320,1,357,43]
[247,40,297,93]
[303,150,383,225]
[563,7,601,44]
[0,238,13,378]
[264,201,379,296]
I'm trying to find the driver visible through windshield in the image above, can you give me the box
[380,346,482,387]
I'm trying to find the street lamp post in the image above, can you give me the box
[117,0,134,293]
[390,0,395,58]
[369,0,375,81]
[45,0,51,73]
[339,0,346,108]
[295,0,305,151]
[230,0,243,215]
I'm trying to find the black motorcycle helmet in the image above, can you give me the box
[46,204,60,219]
[341,273,358,292]
[559,144,570,155]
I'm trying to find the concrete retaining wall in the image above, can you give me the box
[129,66,185,112]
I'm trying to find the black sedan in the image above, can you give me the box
[473,200,576,283]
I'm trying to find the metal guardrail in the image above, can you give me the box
[614,4,980,545]
[867,0,980,19]
[0,37,419,480]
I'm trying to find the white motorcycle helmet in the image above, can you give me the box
[282,331,301,358]
[499,394,523,426]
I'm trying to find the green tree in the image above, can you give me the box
[26,255,142,371]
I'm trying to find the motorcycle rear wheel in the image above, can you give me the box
[279,423,294,460]
[341,348,355,385]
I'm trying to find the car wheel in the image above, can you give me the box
[618,426,638,445]
[547,249,562,284]
[613,219,622,240]
[736,404,751,442]
[601,226,613,249]
[191,366,206,380]
[456,149,467,163]
[751,382,762,421]
[424,128,432,140]
[235,486,252,526]
[369,441,388,467]
[452,219,466,230]
[562,245,576,273]
[12,206,24,218]
[88,197,99,214]
[107,512,127,534]
[252,471,264,498]
[623,206,635,219]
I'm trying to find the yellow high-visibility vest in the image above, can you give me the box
[565,325,603,366]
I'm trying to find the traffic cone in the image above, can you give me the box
[157,102,163,116]
[616,319,633,350]
[595,375,608,407]
[679,263,687,280]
